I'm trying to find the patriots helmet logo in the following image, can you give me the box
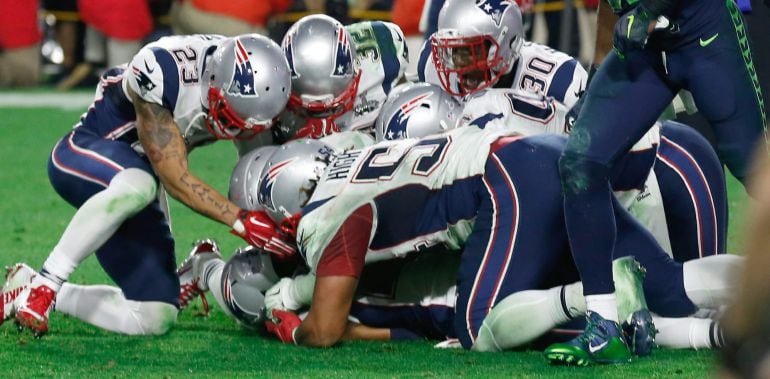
[384,92,432,139]
[258,158,297,213]
[229,38,258,97]
[331,26,353,77]
[476,0,513,27]
[132,65,156,94]
[284,34,299,79]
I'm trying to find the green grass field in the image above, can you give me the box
[0,101,749,377]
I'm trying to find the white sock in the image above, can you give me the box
[683,254,743,309]
[37,169,157,290]
[202,260,233,317]
[653,316,724,350]
[55,283,177,335]
[472,283,586,352]
[585,293,619,322]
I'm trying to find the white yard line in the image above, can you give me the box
[0,92,94,110]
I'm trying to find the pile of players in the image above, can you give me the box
[2,0,765,367]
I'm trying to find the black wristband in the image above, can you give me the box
[640,0,676,17]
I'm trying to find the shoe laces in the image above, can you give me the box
[179,281,210,315]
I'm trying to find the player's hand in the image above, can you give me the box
[231,210,297,258]
[293,117,340,139]
[613,5,656,54]
[265,309,301,344]
[265,278,304,314]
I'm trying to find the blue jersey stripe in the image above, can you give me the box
[150,47,180,111]
[369,176,481,250]
[546,59,578,103]
[417,39,432,83]
[371,22,400,94]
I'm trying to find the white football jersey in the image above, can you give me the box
[276,21,409,136]
[417,39,587,107]
[460,88,671,254]
[123,35,224,149]
[297,126,518,273]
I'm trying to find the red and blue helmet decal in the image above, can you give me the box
[384,92,432,139]
[331,26,353,77]
[476,0,513,27]
[231,38,258,97]
[258,158,297,212]
[284,34,299,79]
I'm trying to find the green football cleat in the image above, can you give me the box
[544,311,632,366]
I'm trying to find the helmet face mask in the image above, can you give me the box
[202,34,291,140]
[287,69,362,120]
[431,0,525,97]
[431,32,506,97]
[206,87,273,140]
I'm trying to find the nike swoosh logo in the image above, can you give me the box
[626,14,635,39]
[144,60,155,74]
[588,340,609,353]
[249,216,271,228]
[699,33,719,47]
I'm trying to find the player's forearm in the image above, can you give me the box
[161,168,240,226]
[341,322,390,341]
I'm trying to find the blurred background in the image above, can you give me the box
[1,0,767,95]
[0,0,608,90]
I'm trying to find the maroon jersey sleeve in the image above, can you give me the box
[316,203,375,278]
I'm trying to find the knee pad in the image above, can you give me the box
[107,168,157,216]
[558,152,611,196]
[132,301,178,335]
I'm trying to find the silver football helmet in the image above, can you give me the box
[229,146,279,211]
[282,14,361,119]
[431,0,524,96]
[258,139,335,227]
[220,246,279,329]
[202,34,292,140]
[375,82,462,141]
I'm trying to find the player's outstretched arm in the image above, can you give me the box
[129,86,240,227]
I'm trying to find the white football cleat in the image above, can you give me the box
[177,239,222,315]
[1,263,36,325]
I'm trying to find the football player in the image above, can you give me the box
[261,14,408,143]
[377,84,727,262]
[253,125,726,360]
[417,0,587,107]
[5,34,295,338]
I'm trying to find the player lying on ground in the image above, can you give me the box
[240,126,733,365]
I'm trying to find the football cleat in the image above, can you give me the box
[15,283,56,338]
[612,256,657,356]
[1,263,36,325]
[177,239,222,315]
[622,309,657,357]
[544,311,632,366]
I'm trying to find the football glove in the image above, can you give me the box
[293,117,340,139]
[265,278,304,313]
[265,309,302,344]
[231,210,297,258]
[613,4,655,54]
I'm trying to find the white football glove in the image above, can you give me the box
[265,274,316,314]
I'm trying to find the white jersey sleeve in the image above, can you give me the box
[338,21,409,132]
[513,42,587,108]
